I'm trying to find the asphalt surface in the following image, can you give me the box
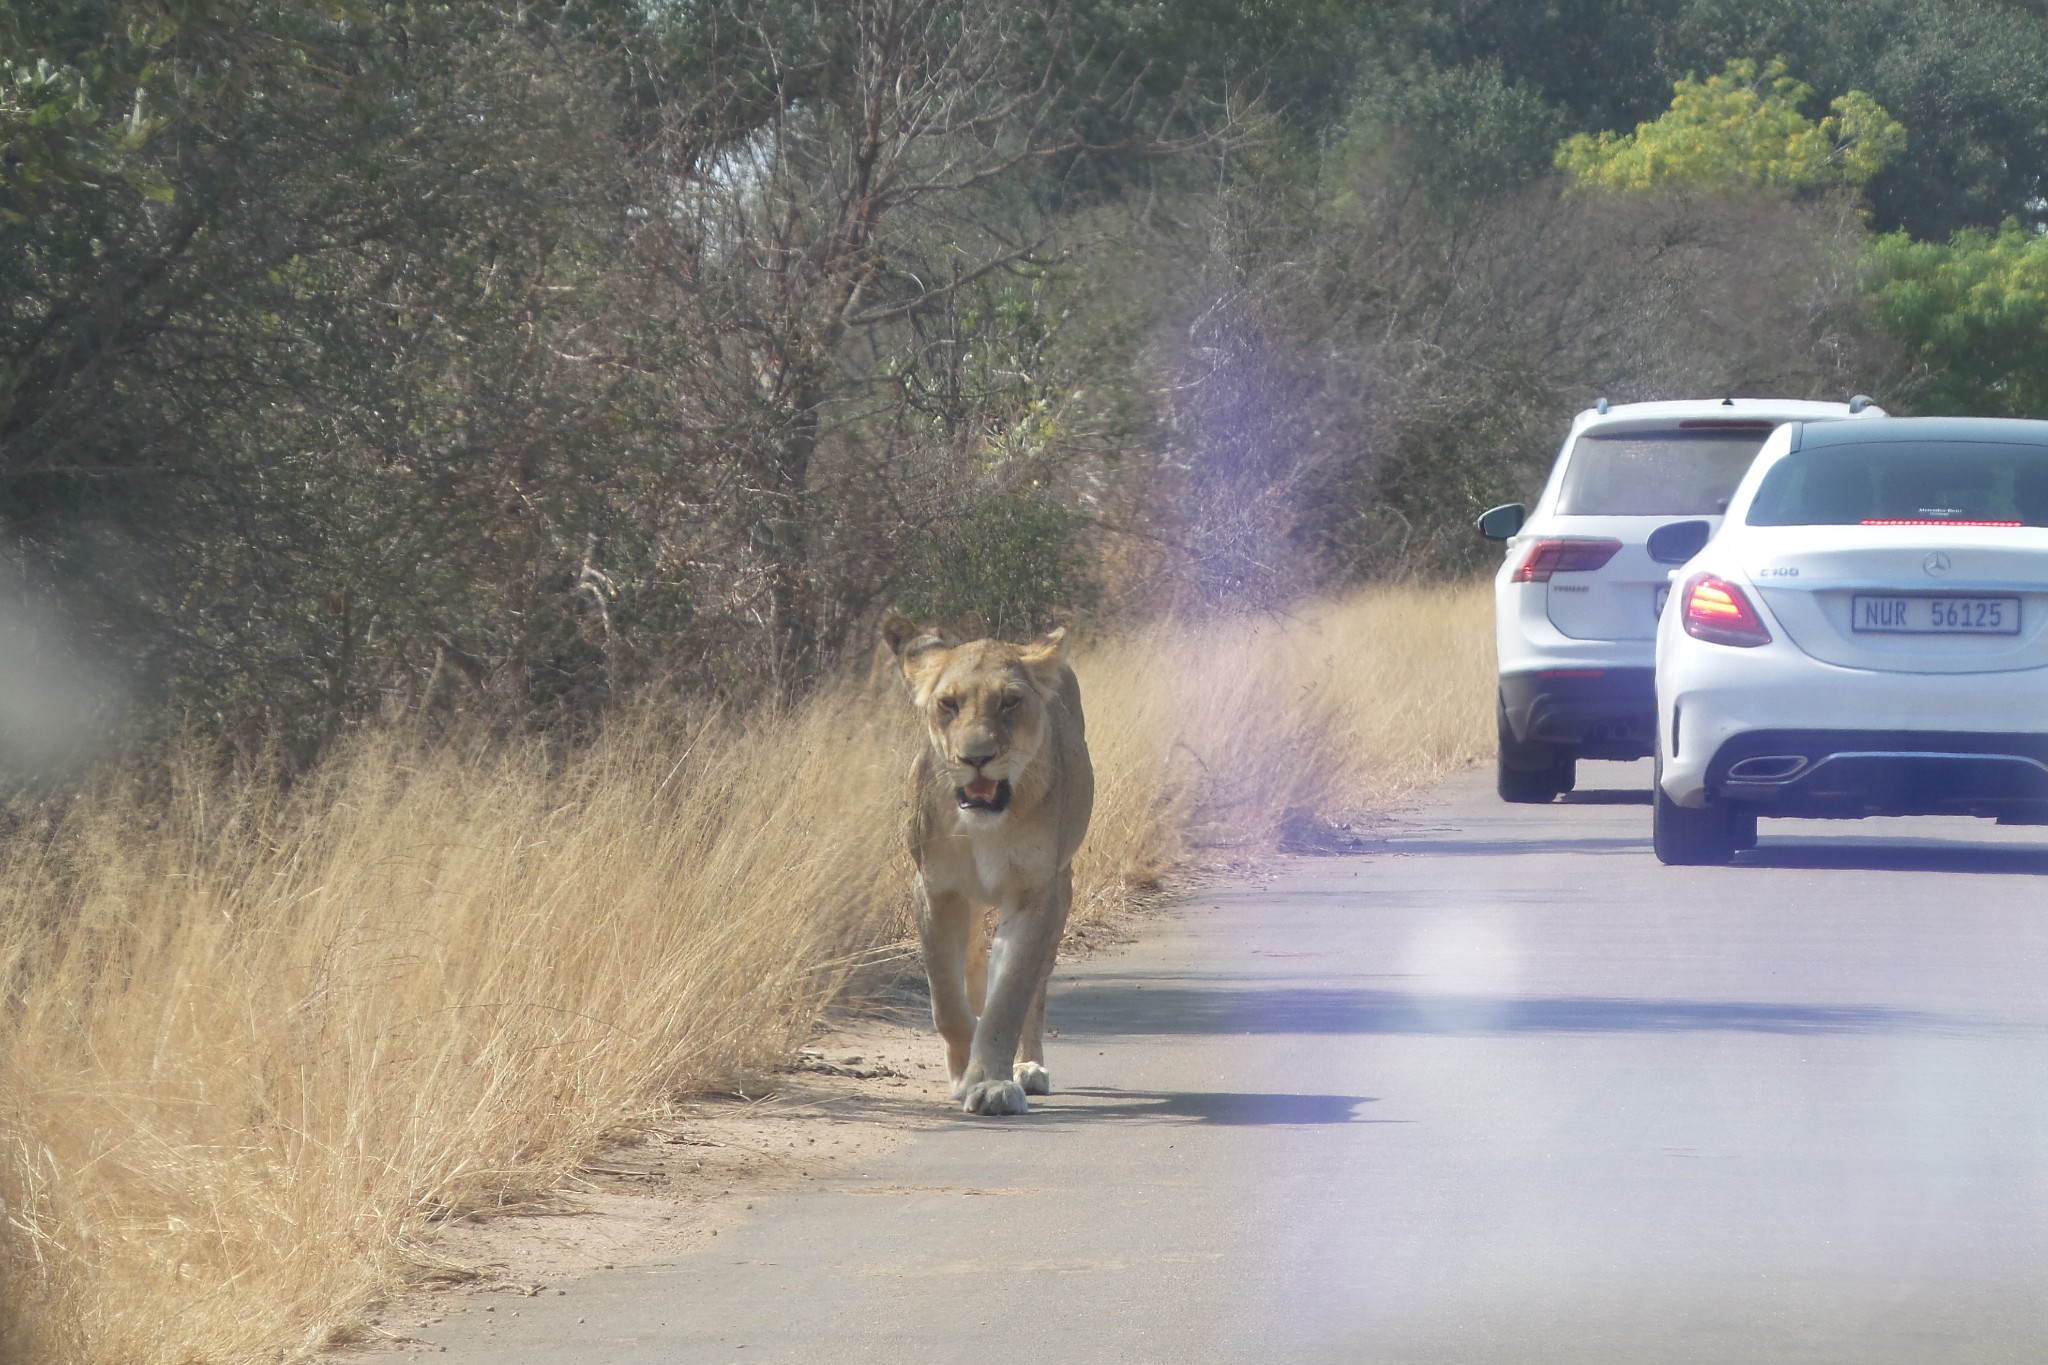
[419,760,2048,1364]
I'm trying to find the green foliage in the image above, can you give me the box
[1355,0,2048,237]
[1340,59,1562,206]
[894,487,1096,641]
[1556,59,1903,193]
[1074,0,1372,129]
[0,55,163,225]
[1866,225,2048,418]
[1353,0,1690,137]
[1676,0,2048,239]
[1848,1,2048,239]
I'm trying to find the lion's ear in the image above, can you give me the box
[880,612,921,659]
[1018,626,1067,662]
[881,612,944,659]
[880,611,951,692]
[1017,626,1068,690]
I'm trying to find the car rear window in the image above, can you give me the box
[1745,441,2048,526]
[1556,428,1775,516]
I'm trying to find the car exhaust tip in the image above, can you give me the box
[1727,755,1809,782]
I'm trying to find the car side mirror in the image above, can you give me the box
[1476,503,1526,541]
[1647,519,1712,565]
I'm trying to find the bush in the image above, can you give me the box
[1866,224,2048,417]
[893,486,1098,639]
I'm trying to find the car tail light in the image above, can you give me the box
[1512,538,1622,582]
[1681,573,1772,647]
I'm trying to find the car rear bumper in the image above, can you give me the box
[1500,667,1656,759]
[1703,729,2048,820]
[1657,641,2048,808]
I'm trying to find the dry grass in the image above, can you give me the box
[1070,582,1495,908]
[0,582,1493,1364]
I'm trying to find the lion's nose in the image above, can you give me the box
[960,745,998,768]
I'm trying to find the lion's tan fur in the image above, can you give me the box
[881,614,1094,1116]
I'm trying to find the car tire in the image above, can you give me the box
[1552,755,1579,796]
[1652,754,1738,865]
[1731,810,1759,851]
[1497,696,1570,804]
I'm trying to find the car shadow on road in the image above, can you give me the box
[1743,839,2048,875]
[1023,1088,1394,1127]
[1370,835,1646,857]
[1051,978,1961,1037]
[1557,789,1652,806]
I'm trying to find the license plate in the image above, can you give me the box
[1851,595,2021,634]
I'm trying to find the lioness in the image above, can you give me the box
[881,614,1094,1116]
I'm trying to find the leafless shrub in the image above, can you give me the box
[1132,162,1911,598]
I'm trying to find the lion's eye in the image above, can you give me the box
[1000,695,1022,712]
[938,697,960,716]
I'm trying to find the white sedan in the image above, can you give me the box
[1652,415,2048,865]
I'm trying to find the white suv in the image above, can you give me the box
[1479,396,1886,803]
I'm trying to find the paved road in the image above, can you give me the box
[423,761,2048,1363]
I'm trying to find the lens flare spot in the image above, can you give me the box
[1403,919,1519,997]
[1402,920,1521,1033]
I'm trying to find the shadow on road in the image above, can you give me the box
[1744,838,2048,875]
[1052,977,1964,1037]
[1557,789,1652,806]
[1372,829,2048,869]
[1028,1087,1392,1127]
[1371,835,1646,857]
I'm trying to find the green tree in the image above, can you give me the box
[1867,225,2048,418]
[1556,58,1903,192]
[1664,0,2048,239]
[1340,59,1562,208]
[1353,0,2048,236]
[1353,0,1694,138]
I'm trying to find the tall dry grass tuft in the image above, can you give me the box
[1070,583,1496,916]
[0,583,1492,1364]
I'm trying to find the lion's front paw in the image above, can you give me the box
[960,1079,1030,1116]
[1014,1061,1050,1095]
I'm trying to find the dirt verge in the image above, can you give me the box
[345,1014,956,1355]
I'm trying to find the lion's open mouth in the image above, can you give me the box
[955,777,1012,813]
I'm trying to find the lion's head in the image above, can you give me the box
[881,615,1069,820]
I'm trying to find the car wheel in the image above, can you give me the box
[1497,696,1568,803]
[1551,755,1579,796]
[1652,754,1737,865]
[1731,809,1759,851]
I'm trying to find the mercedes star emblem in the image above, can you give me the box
[1924,551,1953,576]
